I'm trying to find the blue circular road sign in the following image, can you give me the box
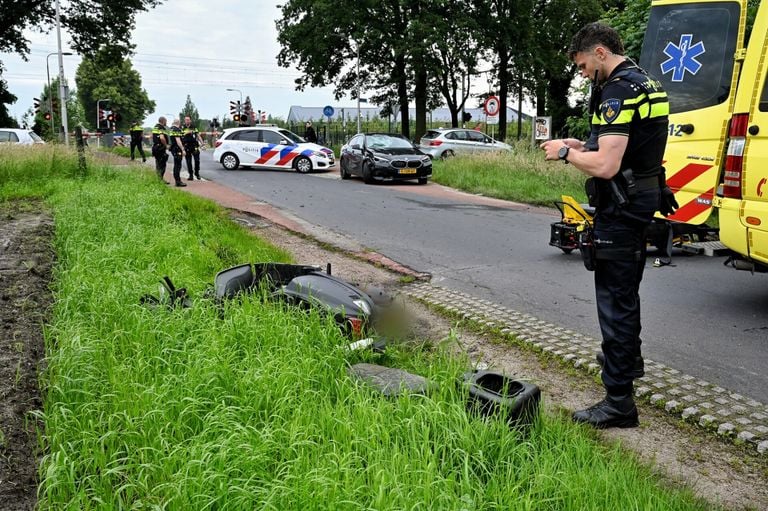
[323,105,335,117]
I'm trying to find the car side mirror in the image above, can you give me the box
[280,139,289,145]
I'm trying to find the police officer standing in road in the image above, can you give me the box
[151,116,170,182]
[168,119,187,187]
[541,23,677,429]
[129,120,147,163]
[182,116,203,180]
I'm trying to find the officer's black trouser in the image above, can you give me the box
[131,139,146,161]
[171,149,183,184]
[184,147,200,176]
[593,188,658,395]
[152,144,168,179]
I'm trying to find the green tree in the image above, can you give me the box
[0,65,18,127]
[179,95,200,125]
[75,48,155,132]
[0,0,163,127]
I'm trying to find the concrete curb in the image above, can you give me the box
[402,281,768,455]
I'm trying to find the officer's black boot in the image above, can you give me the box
[596,351,645,378]
[572,392,639,429]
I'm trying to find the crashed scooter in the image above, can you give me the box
[214,262,383,338]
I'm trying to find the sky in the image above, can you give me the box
[0,1,362,127]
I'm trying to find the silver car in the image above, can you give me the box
[0,128,45,145]
[419,128,511,159]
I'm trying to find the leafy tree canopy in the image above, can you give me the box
[75,47,155,132]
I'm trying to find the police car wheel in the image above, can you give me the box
[295,156,312,174]
[221,153,239,170]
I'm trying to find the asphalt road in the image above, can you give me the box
[198,151,768,402]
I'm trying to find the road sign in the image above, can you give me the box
[484,96,500,116]
[323,105,335,117]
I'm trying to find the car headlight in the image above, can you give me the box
[311,151,325,158]
[421,156,431,164]
[373,155,388,163]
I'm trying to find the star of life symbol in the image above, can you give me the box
[660,34,705,82]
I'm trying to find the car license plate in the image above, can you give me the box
[399,168,417,175]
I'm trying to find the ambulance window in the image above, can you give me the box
[760,76,768,111]
[640,2,740,114]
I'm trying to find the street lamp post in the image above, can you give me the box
[96,98,111,147]
[54,0,71,145]
[226,88,242,125]
[46,51,72,136]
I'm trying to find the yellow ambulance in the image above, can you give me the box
[639,0,768,272]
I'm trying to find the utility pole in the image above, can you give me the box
[55,0,69,145]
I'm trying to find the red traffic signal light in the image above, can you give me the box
[44,112,52,121]
[232,114,240,122]
[107,113,115,122]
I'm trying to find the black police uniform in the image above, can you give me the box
[151,123,169,180]
[168,125,185,186]
[129,122,146,162]
[182,123,201,179]
[587,61,669,397]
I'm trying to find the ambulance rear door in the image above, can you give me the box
[639,0,747,224]
[729,0,768,266]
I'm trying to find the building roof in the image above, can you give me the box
[286,105,531,123]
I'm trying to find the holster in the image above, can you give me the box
[585,178,600,208]
[578,228,596,271]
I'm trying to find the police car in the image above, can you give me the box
[212,126,335,173]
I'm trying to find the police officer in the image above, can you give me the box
[151,116,170,183]
[129,120,146,162]
[541,22,676,428]
[182,116,203,180]
[168,119,187,187]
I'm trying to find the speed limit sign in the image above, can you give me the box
[484,96,500,116]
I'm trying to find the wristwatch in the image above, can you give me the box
[558,145,570,163]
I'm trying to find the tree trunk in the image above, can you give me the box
[414,60,427,143]
[394,53,410,138]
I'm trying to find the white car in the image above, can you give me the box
[0,128,45,145]
[419,128,511,159]
[212,126,334,173]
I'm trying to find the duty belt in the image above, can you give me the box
[633,175,659,191]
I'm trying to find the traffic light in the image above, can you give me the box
[44,112,52,121]
[232,114,240,122]
[107,113,115,123]
[99,108,105,120]
[33,98,41,114]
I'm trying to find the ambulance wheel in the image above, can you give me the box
[295,156,312,174]
[221,153,239,170]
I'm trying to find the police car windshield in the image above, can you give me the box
[278,129,305,144]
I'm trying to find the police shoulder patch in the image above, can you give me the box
[601,98,622,124]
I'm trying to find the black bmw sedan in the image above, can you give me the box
[339,133,432,185]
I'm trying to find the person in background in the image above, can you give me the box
[129,120,146,162]
[540,22,675,429]
[151,116,170,183]
[182,116,203,180]
[168,119,187,187]
[304,121,318,143]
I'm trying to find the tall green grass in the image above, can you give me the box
[431,143,588,206]
[0,146,714,509]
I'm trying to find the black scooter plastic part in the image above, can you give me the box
[463,370,541,428]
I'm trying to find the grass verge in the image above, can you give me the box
[0,145,715,509]
[430,142,588,207]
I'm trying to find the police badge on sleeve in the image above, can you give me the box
[601,99,622,123]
